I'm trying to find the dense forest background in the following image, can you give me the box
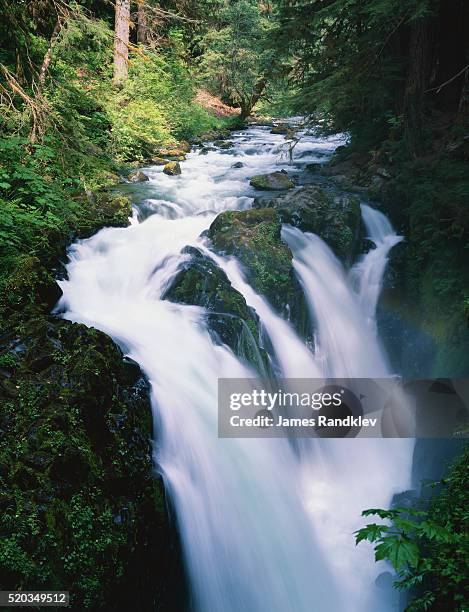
[0,0,468,610]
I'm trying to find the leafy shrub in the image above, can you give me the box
[356,445,469,611]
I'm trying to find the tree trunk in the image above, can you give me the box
[432,0,467,114]
[113,0,130,84]
[240,79,267,118]
[38,19,62,91]
[137,0,148,45]
[403,15,434,157]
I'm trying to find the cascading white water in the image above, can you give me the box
[282,216,413,612]
[57,124,412,612]
[351,204,403,328]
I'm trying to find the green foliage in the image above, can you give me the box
[0,2,226,325]
[356,446,469,611]
[208,208,297,312]
[198,0,275,115]
[105,47,221,161]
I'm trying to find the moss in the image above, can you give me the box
[253,185,362,263]
[0,317,175,609]
[208,208,301,315]
[164,247,269,371]
[74,192,132,239]
[249,171,294,191]
[163,161,182,176]
[0,256,62,319]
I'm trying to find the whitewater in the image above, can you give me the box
[57,124,413,612]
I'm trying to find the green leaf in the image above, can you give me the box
[375,536,420,570]
[355,523,389,544]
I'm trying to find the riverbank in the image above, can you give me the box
[0,92,236,607]
[1,117,467,610]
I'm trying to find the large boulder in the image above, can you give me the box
[250,170,294,191]
[0,317,182,609]
[156,147,187,160]
[253,185,361,263]
[163,161,181,176]
[271,124,289,135]
[213,140,234,150]
[150,156,169,166]
[207,208,306,322]
[163,247,268,371]
[128,170,149,183]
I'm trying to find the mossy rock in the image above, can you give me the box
[253,185,362,263]
[271,124,289,135]
[178,140,191,153]
[213,140,234,150]
[163,247,268,371]
[207,208,305,320]
[0,190,132,328]
[157,147,187,160]
[0,316,181,609]
[0,255,62,319]
[150,156,169,166]
[250,171,294,191]
[163,161,181,176]
[75,191,132,239]
[128,170,149,183]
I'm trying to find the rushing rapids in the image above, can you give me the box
[57,124,413,611]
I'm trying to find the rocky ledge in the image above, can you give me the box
[0,317,183,609]
[253,185,362,263]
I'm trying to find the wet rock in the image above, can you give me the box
[214,140,234,149]
[163,247,268,371]
[253,185,361,263]
[163,161,181,176]
[0,316,180,609]
[75,192,132,239]
[157,147,187,160]
[247,118,273,127]
[271,124,289,135]
[150,156,169,166]
[207,128,231,141]
[199,146,215,155]
[179,140,191,153]
[207,208,306,321]
[128,171,149,183]
[231,161,244,168]
[250,170,294,191]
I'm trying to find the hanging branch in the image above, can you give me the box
[38,19,63,89]
[0,64,48,143]
[425,64,469,94]
[138,2,199,24]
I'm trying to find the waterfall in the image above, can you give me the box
[57,124,412,612]
[280,218,413,612]
[351,204,403,327]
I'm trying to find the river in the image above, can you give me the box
[57,124,414,611]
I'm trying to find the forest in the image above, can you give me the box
[0,0,468,610]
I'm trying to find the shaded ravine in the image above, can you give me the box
[57,125,413,611]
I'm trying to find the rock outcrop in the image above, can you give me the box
[250,170,294,191]
[207,208,306,324]
[163,161,182,176]
[0,318,181,609]
[163,247,268,371]
[128,170,149,183]
[253,185,362,263]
